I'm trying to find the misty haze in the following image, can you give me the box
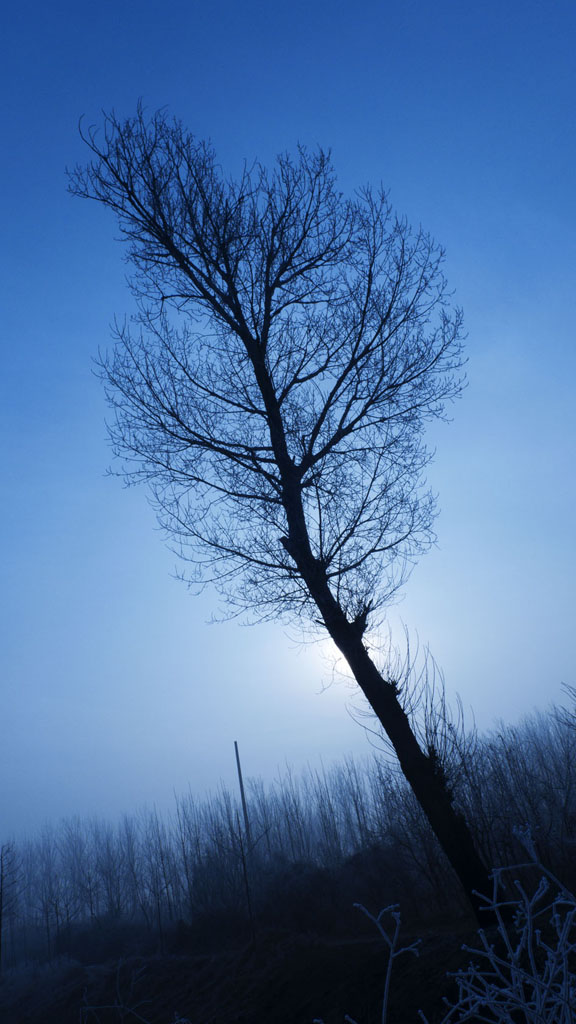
[2,1,575,1022]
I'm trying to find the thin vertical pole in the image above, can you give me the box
[234,741,255,941]
[234,740,252,849]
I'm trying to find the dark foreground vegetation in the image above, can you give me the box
[1,697,575,1022]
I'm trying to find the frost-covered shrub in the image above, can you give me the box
[419,858,576,1024]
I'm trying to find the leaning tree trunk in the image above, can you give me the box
[320,587,491,921]
[280,482,492,924]
[328,616,491,922]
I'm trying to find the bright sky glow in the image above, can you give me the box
[1,0,575,839]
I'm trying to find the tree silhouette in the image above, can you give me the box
[70,107,490,919]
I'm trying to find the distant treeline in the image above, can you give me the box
[1,699,575,970]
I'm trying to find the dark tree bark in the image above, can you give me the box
[70,107,492,920]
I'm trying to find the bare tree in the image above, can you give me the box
[69,107,491,918]
[0,842,19,976]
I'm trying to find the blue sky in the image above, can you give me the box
[1,0,575,838]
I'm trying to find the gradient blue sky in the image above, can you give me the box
[2,0,575,839]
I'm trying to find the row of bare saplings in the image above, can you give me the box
[1,704,575,971]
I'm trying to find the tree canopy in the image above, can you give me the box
[70,108,464,628]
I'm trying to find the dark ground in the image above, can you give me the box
[0,926,476,1024]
